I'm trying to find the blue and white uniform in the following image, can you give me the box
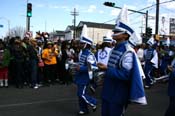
[144,46,158,87]
[97,47,112,66]
[102,41,147,116]
[74,48,97,113]
[165,58,175,116]
[160,46,173,76]
[101,5,147,116]
[168,58,175,96]
[96,32,113,80]
[74,24,98,114]
[95,47,112,86]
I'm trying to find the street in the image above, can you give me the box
[0,82,169,116]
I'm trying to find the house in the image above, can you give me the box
[65,21,115,44]
[65,25,74,41]
[49,30,65,42]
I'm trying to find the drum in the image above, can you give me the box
[69,62,78,76]
[94,71,105,86]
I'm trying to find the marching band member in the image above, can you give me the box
[74,25,97,115]
[97,31,113,66]
[95,31,113,86]
[164,46,175,116]
[144,36,158,88]
[98,6,147,116]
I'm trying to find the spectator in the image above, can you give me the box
[0,42,11,87]
[42,41,58,85]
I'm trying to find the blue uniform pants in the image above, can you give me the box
[102,99,127,116]
[144,63,154,86]
[165,96,175,116]
[77,84,97,112]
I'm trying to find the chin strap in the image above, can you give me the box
[83,43,87,49]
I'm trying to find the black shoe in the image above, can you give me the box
[4,86,8,88]
[89,86,96,94]
[59,81,65,85]
[77,111,89,115]
[92,106,97,112]
[16,85,23,89]
[144,85,151,89]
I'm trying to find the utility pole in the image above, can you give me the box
[27,17,30,32]
[71,8,79,40]
[155,0,160,35]
[26,0,28,32]
[145,10,148,35]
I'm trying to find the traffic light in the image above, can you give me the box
[27,3,32,17]
[146,27,152,39]
[103,2,115,7]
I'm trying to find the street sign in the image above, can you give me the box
[0,24,3,28]
[25,31,33,38]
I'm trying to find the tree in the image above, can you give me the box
[8,26,26,39]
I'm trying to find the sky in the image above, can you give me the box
[0,0,175,38]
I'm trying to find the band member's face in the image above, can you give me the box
[113,31,129,42]
[79,42,86,49]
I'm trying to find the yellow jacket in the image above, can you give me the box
[42,48,58,65]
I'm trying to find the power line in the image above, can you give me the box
[103,0,175,23]
[160,7,175,13]
[130,20,142,25]
[131,0,175,14]
[103,18,115,23]
[70,8,79,40]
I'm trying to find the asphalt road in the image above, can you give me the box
[0,82,169,116]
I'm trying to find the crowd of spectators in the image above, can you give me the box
[0,34,174,90]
